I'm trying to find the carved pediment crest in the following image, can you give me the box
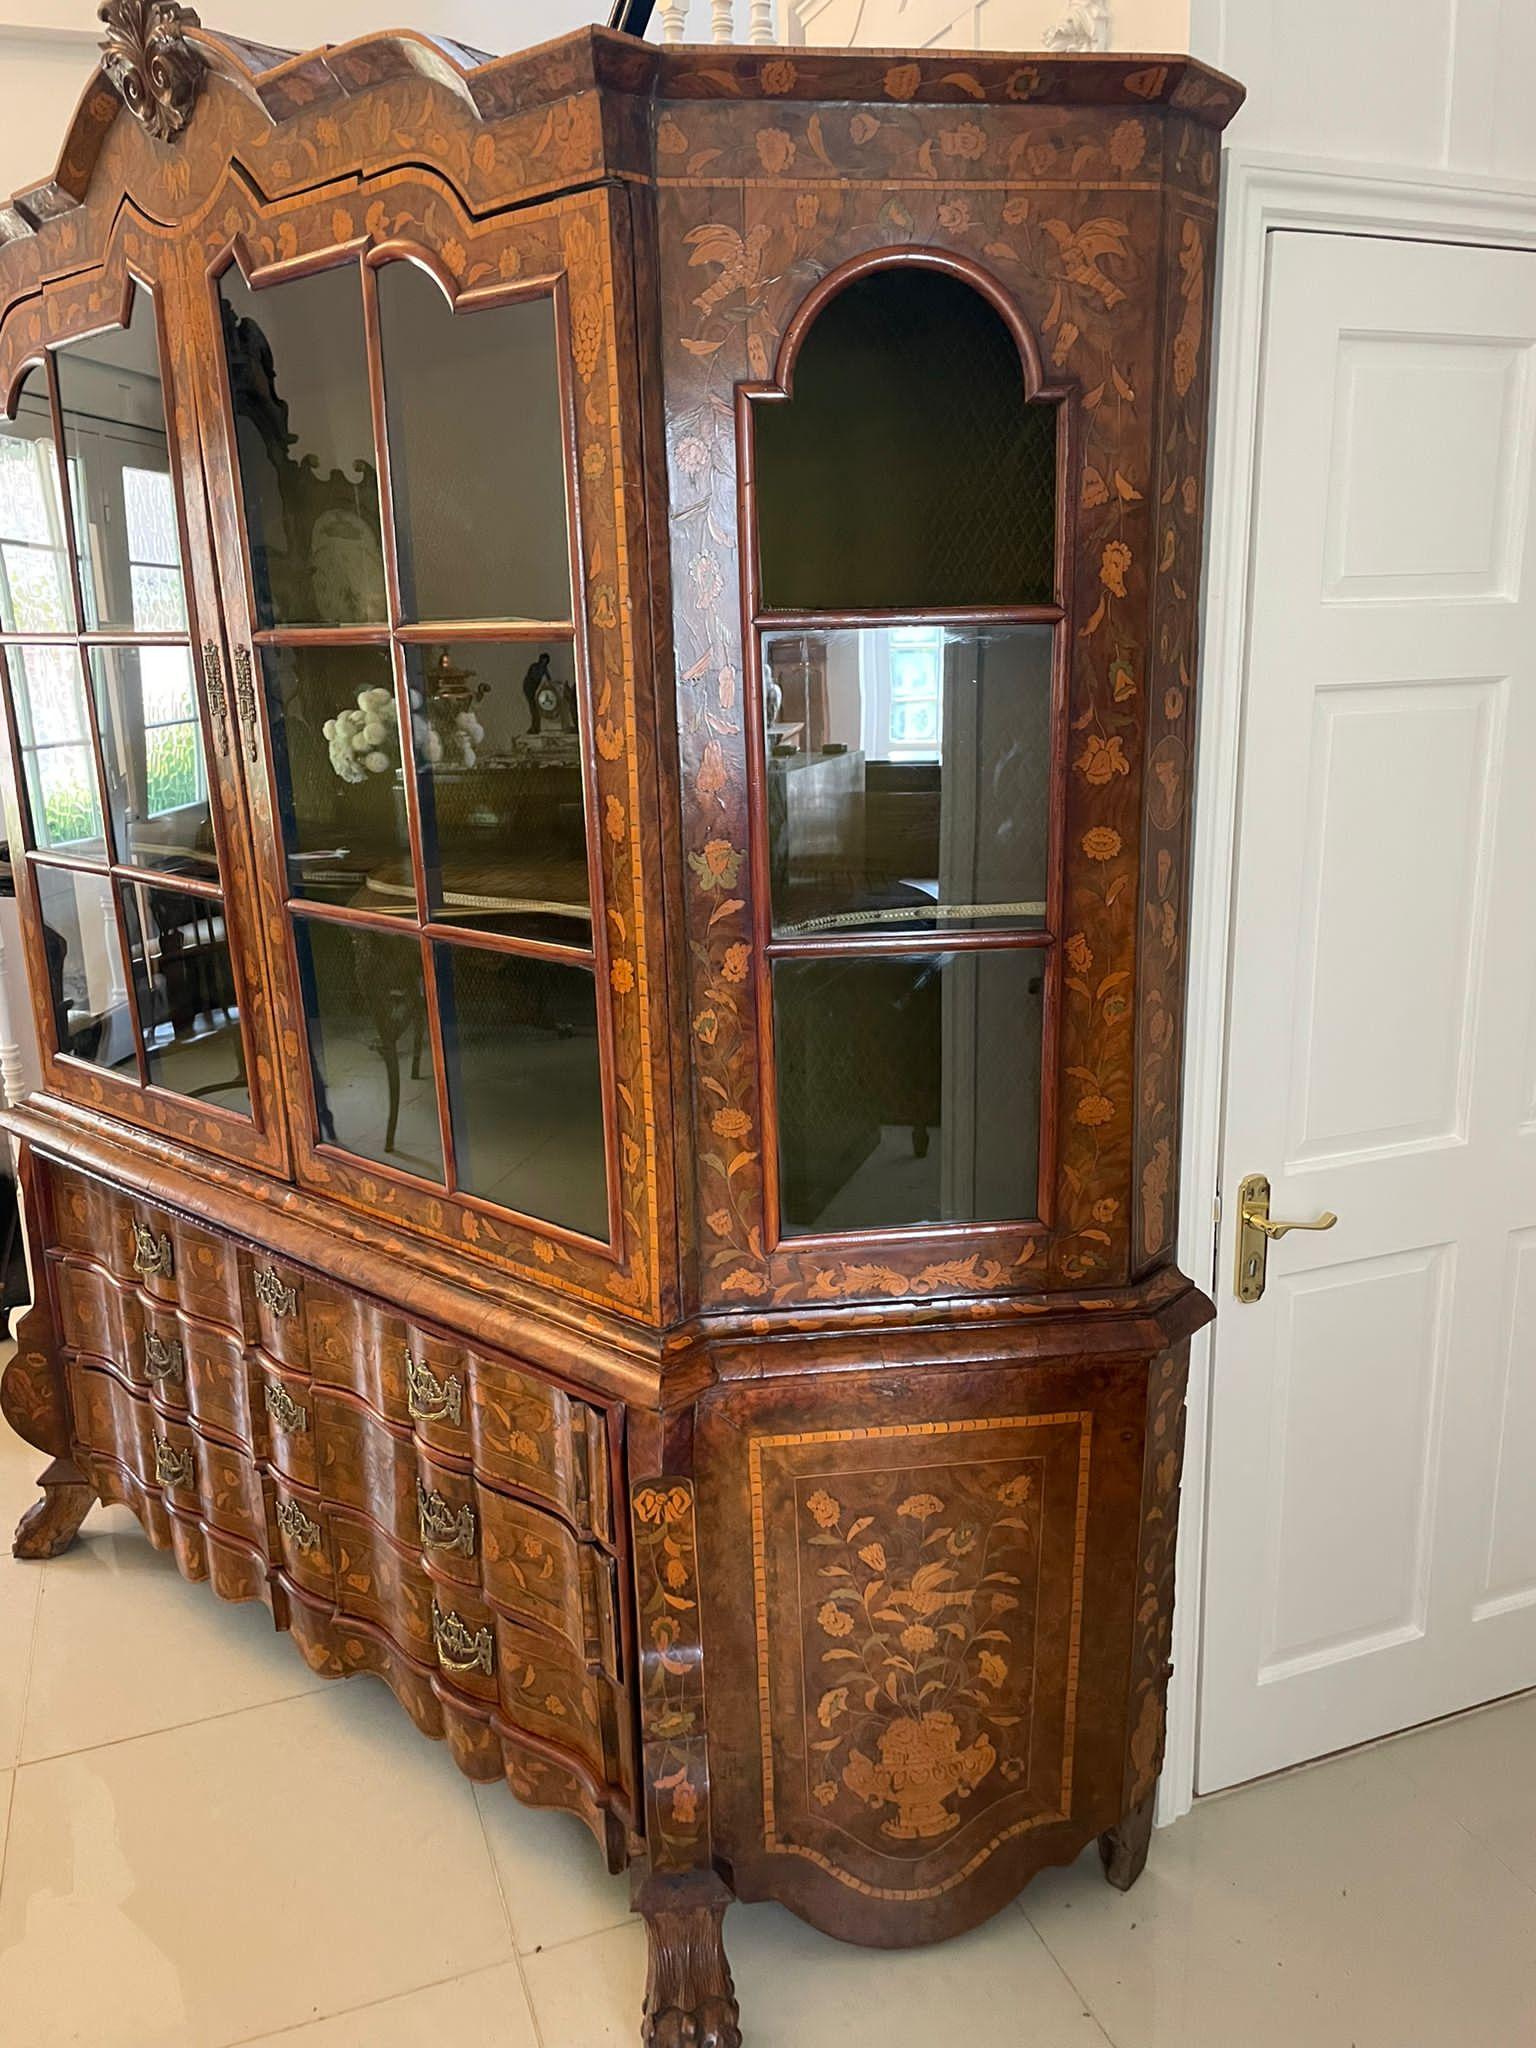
[98,0,205,144]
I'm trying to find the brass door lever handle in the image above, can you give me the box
[1234,1172,1337,1302]
[1241,1203,1338,1241]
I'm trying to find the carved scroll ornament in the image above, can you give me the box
[98,0,205,144]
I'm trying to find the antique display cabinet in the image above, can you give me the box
[0,8,1240,2040]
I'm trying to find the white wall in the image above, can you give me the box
[787,0,1190,51]
[1189,0,1536,178]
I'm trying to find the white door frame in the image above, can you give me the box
[1162,147,1536,1825]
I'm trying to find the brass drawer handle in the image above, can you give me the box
[276,1496,322,1553]
[153,1436,194,1488]
[133,1225,174,1279]
[432,1601,493,1677]
[143,1333,186,1385]
[406,1355,462,1428]
[254,1266,298,1319]
[263,1379,309,1434]
[417,1479,476,1558]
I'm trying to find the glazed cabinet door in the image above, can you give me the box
[0,228,286,1173]
[184,179,671,1323]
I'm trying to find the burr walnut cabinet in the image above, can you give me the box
[0,9,1240,2040]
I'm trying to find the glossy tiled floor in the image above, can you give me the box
[3,1412,1536,2048]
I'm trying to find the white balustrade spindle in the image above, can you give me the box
[658,0,688,43]
[748,0,775,41]
[711,0,736,43]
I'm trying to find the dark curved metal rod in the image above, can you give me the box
[607,0,659,34]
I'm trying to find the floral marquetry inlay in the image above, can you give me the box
[749,1413,1092,1898]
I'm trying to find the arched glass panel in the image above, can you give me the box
[751,264,1061,1240]
[754,267,1057,613]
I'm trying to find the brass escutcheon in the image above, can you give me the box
[432,1601,494,1677]
[416,1479,477,1558]
[406,1354,462,1428]
[153,1437,194,1489]
[143,1332,185,1385]
[133,1224,174,1279]
[254,1265,298,1319]
[276,1496,321,1553]
[263,1379,309,1434]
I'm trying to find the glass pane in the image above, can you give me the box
[293,915,443,1179]
[220,264,385,628]
[54,286,188,634]
[119,880,249,1116]
[0,370,73,633]
[89,646,216,880]
[436,942,608,1241]
[7,644,106,858]
[34,862,137,1075]
[260,645,414,910]
[754,267,1057,612]
[765,625,1052,938]
[377,265,572,624]
[773,948,1045,1235]
[403,641,590,946]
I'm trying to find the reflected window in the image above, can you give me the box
[0,368,73,634]
[9,643,106,858]
[55,287,187,635]
[119,879,249,1115]
[91,645,213,876]
[765,625,1052,939]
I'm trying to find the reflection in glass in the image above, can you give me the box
[119,880,249,1115]
[764,625,1052,938]
[8,644,106,857]
[403,641,590,946]
[220,264,385,627]
[293,915,443,1179]
[437,942,608,1240]
[261,645,414,909]
[34,862,136,1075]
[377,265,572,624]
[773,948,1044,1234]
[90,646,214,879]
[54,285,187,635]
[754,267,1057,612]
[0,368,73,634]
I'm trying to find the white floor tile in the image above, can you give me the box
[526,1899,1110,2048]
[21,1505,327,1761]
[1386,1690,1536,1892]
[0,1685,513,2048]
[231,1959,538,2047]
[475,1782,632,1954]
[1025,1745,1536,2048]
[0,1427,43,1772]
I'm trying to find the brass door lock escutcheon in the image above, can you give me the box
[1234,1172,1337,1303]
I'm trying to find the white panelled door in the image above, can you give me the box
[1198,230,1536,1792]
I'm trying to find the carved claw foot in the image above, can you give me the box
[637,1871,742,2048]
[1099,1789,1155,1892]
[12,1458,94,1560]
